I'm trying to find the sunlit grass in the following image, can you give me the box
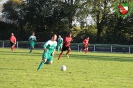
[0,48,133,88]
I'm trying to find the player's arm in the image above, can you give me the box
[43,46,48,52]
[61,39,63,43]
[14,37,16,44]
[52,42,57,56]
[35,36,37,41]
[43,41,50,52]
[44,48,48,52]
[71,38,73,42]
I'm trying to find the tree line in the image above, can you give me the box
[0,0,133,44]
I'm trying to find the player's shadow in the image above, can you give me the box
[70,53,133,62]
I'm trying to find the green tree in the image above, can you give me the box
[2,0,25,39]
[23,0,71,40]
[23,0,88,40]
[84,0,115,43]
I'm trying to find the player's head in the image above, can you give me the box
[11,33,14,36]
[32,32,35,36]
[52,34,57,41]
[59,35,61,38]
[68,32,72,37]
[87,37,89,40]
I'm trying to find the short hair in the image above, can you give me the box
[11,33,14,35]
[68,32,72,35]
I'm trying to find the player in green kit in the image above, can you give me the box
[29,32,37,53]
[37,34,57,70]
[57,35,63,52]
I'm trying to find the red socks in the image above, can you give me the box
[58,50,71,60]
[11,46,14,51]
[66,50,70,55]
[58,52,63,60]
[85,49,88,54]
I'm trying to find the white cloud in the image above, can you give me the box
[0,0,8,4]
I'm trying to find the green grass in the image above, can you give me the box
[0,48,133,88]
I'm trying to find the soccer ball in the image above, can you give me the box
[60,65,67,71]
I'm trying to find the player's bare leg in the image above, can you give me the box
[11,45,15,51]
[80,48,82,52]
[58,51,63,60]
[66,48,71,58]
[11,46,13,51]
[49,61,53,64]
[85,48,88,54]
[13,44,15,51]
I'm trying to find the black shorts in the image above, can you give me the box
[82,45,88,49]
[10,41,14,47]
[62,44,70,51]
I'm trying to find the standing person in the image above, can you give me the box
[58,33,73,60]
[57,35,63,52]
[80,37,89,54]
[37,34,57,70]
[10,33,17,52]
[29,32,37,53]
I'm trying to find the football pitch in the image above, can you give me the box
[0,48,133,88]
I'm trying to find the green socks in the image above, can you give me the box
[29,48,32,53]
[37,61,44,70]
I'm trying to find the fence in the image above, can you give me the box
[0,40,133,53]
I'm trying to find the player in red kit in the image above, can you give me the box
[58,33,73,60]
[10,33,16,51]
[80,37,89,54]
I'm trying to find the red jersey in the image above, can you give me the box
[64,37,72,47]
[10,36,16,43]
[83,39,89,46]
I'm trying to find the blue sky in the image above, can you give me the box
[0,0,8,4]
[0,0,8,16]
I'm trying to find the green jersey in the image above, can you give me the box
[43,40,57,54]
[29,35,36,42]
[29,35,36,47]
[58,38,63,45]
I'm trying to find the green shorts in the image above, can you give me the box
[58,44,63,47]
[42,52,53,64]
[30,41,35,48]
